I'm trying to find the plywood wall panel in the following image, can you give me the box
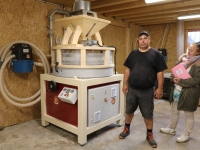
[0,0,63,127]
[185,20,200,30]
[142,23,177,73]
[128,24,143,53]
[100,24,142,74]
[142,21,200,73]
[100,25,127,74]
[184,20,200,49]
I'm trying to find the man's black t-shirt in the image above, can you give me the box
[124,48,168,89]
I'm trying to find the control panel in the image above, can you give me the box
[58,87,78,104]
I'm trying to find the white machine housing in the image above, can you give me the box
[40,74,124,145]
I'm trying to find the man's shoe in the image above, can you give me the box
[119,126,130,139]
[0,126,4,131]
[160,128,176,135]
[176,134,189,143]
[146,132,157,148]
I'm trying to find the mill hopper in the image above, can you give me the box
[55,15,111,42]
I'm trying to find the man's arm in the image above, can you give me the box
[154,71,164,99]
[122,67,130,94]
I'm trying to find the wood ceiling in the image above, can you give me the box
[44,0,200,25]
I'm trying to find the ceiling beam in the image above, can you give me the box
[40,0,96,7]
[133,18,200,26]
[124,10,200,22]
[92,0,184,13]
[90,0,138,9]
[116,5,200,19]
[93,1,147,13]
[132,18,178,25]
[131,16,178,23]
[98,15,130,28]
[125,14,178,22]
[134,20,177,26]
[104,0,200,17]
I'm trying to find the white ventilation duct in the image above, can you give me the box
[176,20,184,60]
[73,0,91,11]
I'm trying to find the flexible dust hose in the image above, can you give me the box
[1,41,49,102]
[0,43,10,66]
[3,79,41,102]
[0,55,41,107]
[0,41,50,107]
[34,62,44,67]
[1,41,48,102]
[1,42,16,60]
[0,43,10,58]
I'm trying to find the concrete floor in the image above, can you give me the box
[0,99,200,150]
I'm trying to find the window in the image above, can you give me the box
[187,31,200,46]
[185,29,200,53]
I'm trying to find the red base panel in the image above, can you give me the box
[46,81,78,127]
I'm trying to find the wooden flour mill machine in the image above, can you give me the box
[40,0,124,145]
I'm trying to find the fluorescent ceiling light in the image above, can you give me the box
[145,0,167,3]
[145,0,179,4]
[178,14,200,20]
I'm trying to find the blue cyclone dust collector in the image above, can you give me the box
[11,44,34,73]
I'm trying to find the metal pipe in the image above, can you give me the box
[48,9,69,48]
[37,0,64,7]
[48,9,69,65]
[37,0,69,60]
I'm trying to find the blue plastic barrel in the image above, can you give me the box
[12,60,34,73]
